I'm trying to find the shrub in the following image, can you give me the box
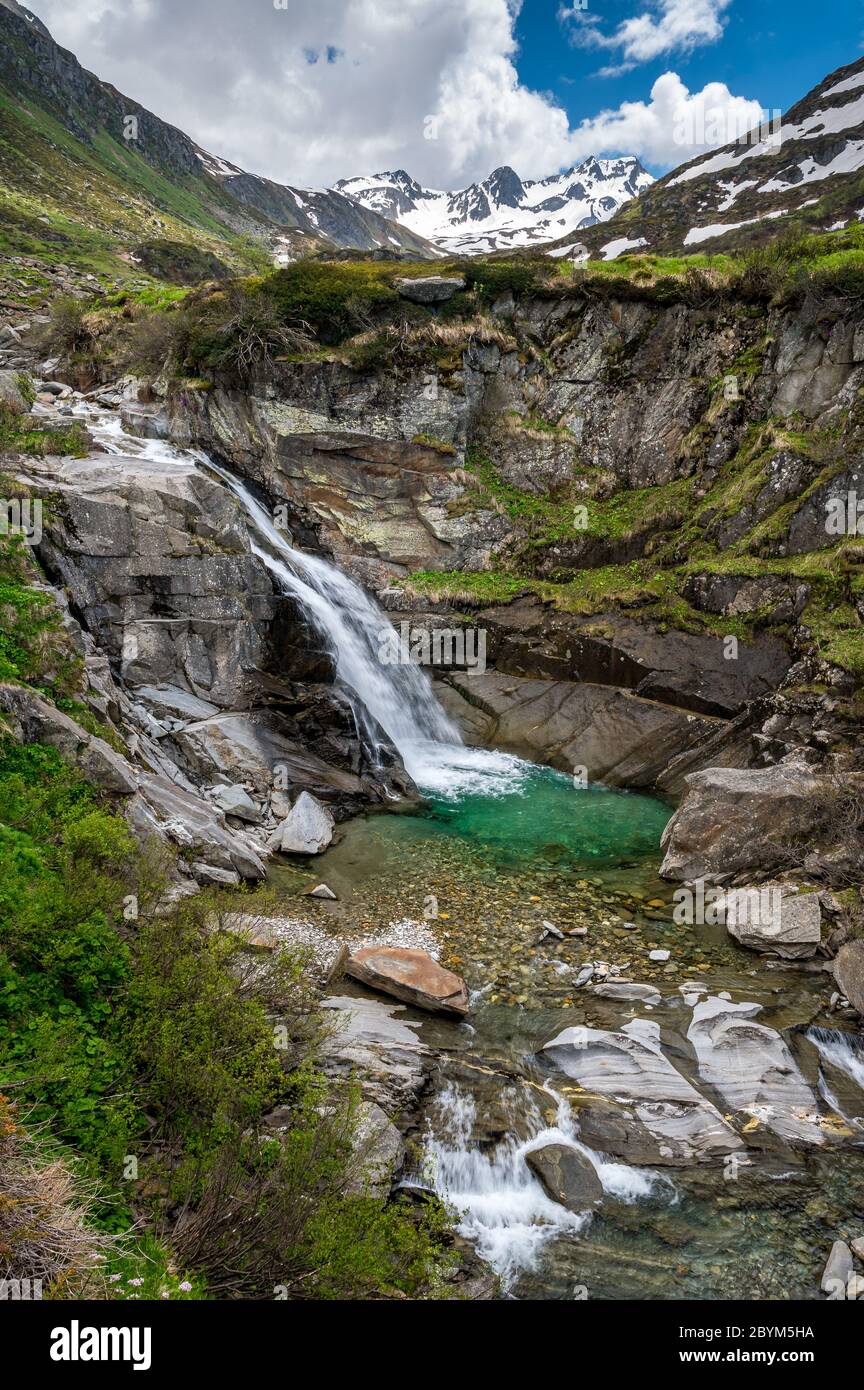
[181,280,314,373]
[0,741,146,1175]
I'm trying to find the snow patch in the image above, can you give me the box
[599,236,648,261]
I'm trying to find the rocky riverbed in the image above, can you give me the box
[2,324,863,1301]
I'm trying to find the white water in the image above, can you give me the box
[807,1026,864,1127]
[76,404,541,797]
[422,1080,669,1289]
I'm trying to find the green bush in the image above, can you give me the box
[0,741,142,1176]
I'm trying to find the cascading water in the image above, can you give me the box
[420,1079,669,1288]
[807,1026,864,1127]
[81,404,536,798]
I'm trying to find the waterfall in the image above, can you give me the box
[806,1025,864,1127]
[80,404,532,798]
[199,457,463,766]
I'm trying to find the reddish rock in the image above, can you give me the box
[344,946,469,1018]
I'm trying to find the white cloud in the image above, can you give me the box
[28,0,760,185]
[566,0,733,65]
[567,72,766,167]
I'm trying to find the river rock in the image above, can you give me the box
[542,1019,742,1164]
[687,997,825,1147]
[525,1143,603,1213]
[344,946,469,1017]
[852,1237,864,1261]
[713,885,822,959]
[659,762,825,882]
[821,1240,853,1296]
[396,275,465,304]
[592,981,661,1004]
[268,790,334,854]
[834,940,864,1016]
[305,882,337,899]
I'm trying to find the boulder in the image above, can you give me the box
[659,762,824,882]
[396,275,466,305]
[525,1143,603,1213]
[687,997,825,1147]
[211,783,262,824]
[713,884,822,959]
[834,940,864,1016]
[268,790,334,854]
[344,946,469,1017]
[821,1240,853,1296]
[541,1019,742,1164]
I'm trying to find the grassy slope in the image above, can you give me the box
[0,83,266,291]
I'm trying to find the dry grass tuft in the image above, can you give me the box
[0,1096,115,1296]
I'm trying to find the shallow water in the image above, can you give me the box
[270,758,864,1300]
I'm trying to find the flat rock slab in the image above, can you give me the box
[321,994,429,1112]
[344,945,469,1017]
[592,981,662,1004]
[687,996,826,1147]
[542,1018,742,1164]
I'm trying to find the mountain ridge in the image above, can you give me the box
[337,157,653,254]
[0,0,439,279]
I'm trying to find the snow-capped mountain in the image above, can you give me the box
[335,158,653,255]
[547,55,864,260]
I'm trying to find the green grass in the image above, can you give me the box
[0,404,89,458]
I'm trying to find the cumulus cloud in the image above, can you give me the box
[29,0,760,186]
[567,72,765,167]
[565,0,733,65]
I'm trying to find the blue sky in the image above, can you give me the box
[515,0,863,173]
[30,0,864,187]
